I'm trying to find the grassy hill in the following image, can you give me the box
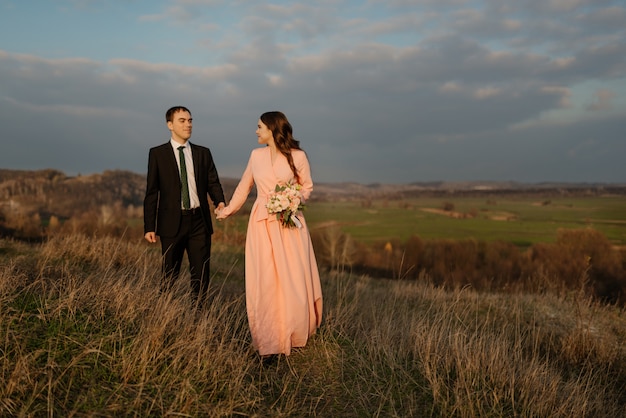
[1,234,625,416]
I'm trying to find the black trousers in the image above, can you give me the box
[160,211,211,303]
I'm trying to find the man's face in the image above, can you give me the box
[168,110,193,143]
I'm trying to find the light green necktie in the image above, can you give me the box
[178,146,191,210]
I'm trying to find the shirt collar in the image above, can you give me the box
[170,138,190,149]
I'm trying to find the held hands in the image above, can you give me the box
[214,202,227,220]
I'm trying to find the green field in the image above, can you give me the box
[300,195,626,247]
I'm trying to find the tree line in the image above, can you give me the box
[310,227,626,304]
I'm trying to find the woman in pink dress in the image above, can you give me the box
[216,111,323,357]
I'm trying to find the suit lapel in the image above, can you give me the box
[164,143,180,183]
[159,142,181,200]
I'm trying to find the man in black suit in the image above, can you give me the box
[143,106,225,306]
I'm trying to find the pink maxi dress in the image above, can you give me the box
[220,147,323,356]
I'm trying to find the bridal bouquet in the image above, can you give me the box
[266,181,305,228]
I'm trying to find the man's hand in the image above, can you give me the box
[214,202,226,220]
[144,232,157,243]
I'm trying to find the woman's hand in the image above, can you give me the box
[215,202,227,220]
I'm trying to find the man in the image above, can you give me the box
[143,106,225,306]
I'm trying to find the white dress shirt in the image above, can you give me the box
[170,139,200,209]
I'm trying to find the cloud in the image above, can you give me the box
[0,0,625,183]
[587,89,615,111]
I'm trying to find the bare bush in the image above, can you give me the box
[526,229,626,302]
[311,225,356,273]
[347,229,625,303]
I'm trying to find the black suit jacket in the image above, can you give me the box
[143,142,225,238]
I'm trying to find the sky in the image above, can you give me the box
[0,0,625,184]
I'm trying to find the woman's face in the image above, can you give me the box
[256,119,274,145]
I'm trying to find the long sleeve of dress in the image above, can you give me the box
[220,154,254,217]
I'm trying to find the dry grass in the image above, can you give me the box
[1,234,625,417]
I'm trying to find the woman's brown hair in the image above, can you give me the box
[260,111,302,184]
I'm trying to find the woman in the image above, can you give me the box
[216,111,323,357]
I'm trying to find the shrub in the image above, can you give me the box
[341,229,626,304]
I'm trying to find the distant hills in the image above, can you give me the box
[312,179,626,200]
[1,168,624,219]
